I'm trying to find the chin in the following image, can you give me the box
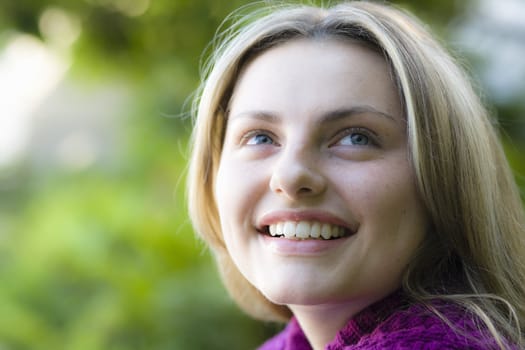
[259,284,344,307]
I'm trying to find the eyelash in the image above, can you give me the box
[241,130,278,146]
[332,127,379,147]
[238,127,378,147]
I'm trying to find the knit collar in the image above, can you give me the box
[284,290,408,350]
[327,290,408,348]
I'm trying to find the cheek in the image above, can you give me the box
[214,158,264,236]
[343,161,426,233]
[215,161,240,225]
[214,159,265,283]
[214,163,245,263]
[370,175,427,255]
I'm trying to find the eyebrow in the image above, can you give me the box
[319,106,397,125]
[229,105,398,125]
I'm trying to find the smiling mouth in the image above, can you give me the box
[260,221,353,240]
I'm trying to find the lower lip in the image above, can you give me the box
[259,234,353,256]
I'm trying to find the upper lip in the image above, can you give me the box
[256,209,358,233]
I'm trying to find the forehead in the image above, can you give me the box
[230,38,400,114]
[228,38,402,123]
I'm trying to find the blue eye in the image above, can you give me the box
[339,132,370,146]
[246,133,275,145]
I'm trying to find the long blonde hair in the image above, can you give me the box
[187,1,525,347]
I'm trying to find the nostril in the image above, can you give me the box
[269,161,326,198]
[298,187,313,194]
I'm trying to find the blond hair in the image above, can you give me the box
[187,1,525,347]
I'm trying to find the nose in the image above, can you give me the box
[269,147,326,200]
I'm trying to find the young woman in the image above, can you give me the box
[187,2,525,349]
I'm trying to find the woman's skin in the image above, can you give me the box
[214,38,428,350]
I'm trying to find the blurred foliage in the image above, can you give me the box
[0,0,523,349]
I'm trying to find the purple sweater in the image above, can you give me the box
[258,292,516,350]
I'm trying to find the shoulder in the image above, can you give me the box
[341,301,508,350]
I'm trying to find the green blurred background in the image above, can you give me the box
[0,0,523,349]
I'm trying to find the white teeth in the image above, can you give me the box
[283,222,296,238]
[276,222,283,235]
[267,221,347,240]
[311,222,321,238]
[296,221,310,239]
[320,223,332,240]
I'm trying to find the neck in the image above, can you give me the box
[289,291,406,349]
[289,300,370,350]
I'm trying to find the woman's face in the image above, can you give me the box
[214,38,427,308]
